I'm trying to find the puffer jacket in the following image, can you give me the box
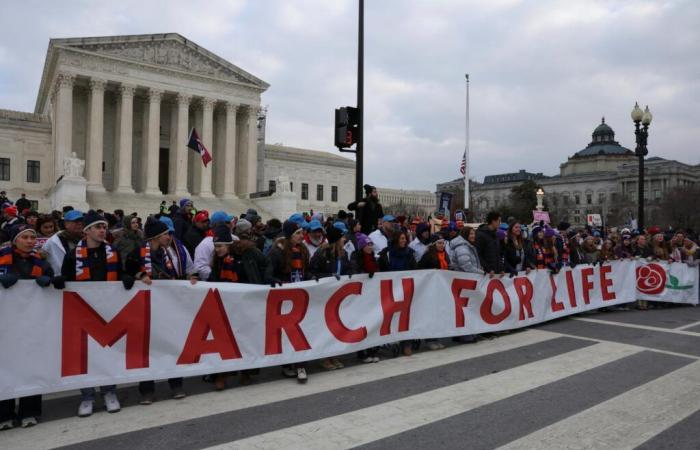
[449,236,483,274]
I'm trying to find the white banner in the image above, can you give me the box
[0,260,696,401]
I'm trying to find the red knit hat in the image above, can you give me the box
[194,210,210,223]
[4,205,17,217]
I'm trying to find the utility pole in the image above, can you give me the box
[355,0,364,201]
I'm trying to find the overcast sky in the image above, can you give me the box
[0,0,698,191]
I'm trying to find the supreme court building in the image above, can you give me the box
[0,33,272,214]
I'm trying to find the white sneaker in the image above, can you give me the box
[103,392,121,413]
[362,356,374,363]
[78,400,94,417]
[296,367,308,383]
[0,419,14,430]
[372,356,381,363]
[428,342,442,351]
[20,417,37,428]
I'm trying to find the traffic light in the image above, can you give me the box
[335,106,360,150]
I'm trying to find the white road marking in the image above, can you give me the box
[498,360,700,450]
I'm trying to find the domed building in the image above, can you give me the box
[560,118,635,176]
[439,117,700,226]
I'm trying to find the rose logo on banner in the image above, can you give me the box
[636,263,667,295]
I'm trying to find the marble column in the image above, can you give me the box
[220,102,238,199]
[114,84,136,194]
[86,78,106,191]
[198,98,215,197]
[143,87,163,195]
[171,93,191,196]
[245,106,259,194]
[53,72,75,180]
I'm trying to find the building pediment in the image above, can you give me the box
[36,33,269,112]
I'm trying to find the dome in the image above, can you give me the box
[572,117,633,158]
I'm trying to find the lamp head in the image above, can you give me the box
[641,105,652,126]
[631,102,644,122]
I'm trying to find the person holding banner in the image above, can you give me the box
[136,219,193,404]
[310,223,352,370]
[530,226,558,271]
[61,210,139,418]
[475,212,504,276]
[350,233,382,363]
[269,219,311,383]
[378,231,418,356]
[418,235,451,351]
[0,224,57,430]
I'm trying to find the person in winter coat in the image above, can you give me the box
[599,239,616,262]
[34,214,57,253]
[303,220,327,256]
[230,220,273,285]
[614,233,635,259]
[113,215,143,271]
[409,222,431,263]
[378,231,417,356]
[449,226,482,274]
[172,199,195,241]
[310,224,352,370]
[531,226,559,271]
[475,211,503,275]
[569,234,586,267]
[62,210,141,418]
[267,220,311,383]
[183,211,210,257]
[349,233,382,363]
[0,225,56,430]
[135,220,192,404]
[633,234,653,258]
[378,231,418,273]
[504,222,534,275]
[418,235,450,350]
[42,210,84,274]
[347,184,384,235]
[581,236,600,265]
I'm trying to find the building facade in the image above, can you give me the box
[438,118,700,226]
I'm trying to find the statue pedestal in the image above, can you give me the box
[51,176,89,212]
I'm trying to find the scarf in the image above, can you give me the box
[75,239,119,281]
[219,255,238,282]
[388,246,411,272]
[533,241,555,269]
[171,238,189,276]
[0,245,43,277]
[560,239,570,264]
[437,250,449,270]
[363,252,378,273]
[290,244,304,282]
[142,243,177,279]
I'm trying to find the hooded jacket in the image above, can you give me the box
[448,235,483,274]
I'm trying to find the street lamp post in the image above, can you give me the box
[631,102,653,231]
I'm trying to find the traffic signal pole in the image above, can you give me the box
[355,0,364,202]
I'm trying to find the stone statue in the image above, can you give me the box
[275,175,292,193]
[63,152,85,179]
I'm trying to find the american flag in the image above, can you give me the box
[460,150,466,175]
[187,128,213,167]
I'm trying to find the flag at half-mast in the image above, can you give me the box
[187,128,212,167]
[460,150,466,175]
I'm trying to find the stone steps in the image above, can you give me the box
[85,190,273,219]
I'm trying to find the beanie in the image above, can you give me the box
[356,233,372,250]
[144,220,169,240]
[212,224,233,244]
[9,223,35,244]
[283,220,300,239]
[235,218,252,235]
[327,226,343,244]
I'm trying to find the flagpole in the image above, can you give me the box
[464,73,470,211]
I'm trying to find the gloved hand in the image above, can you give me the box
[334,274,341,281]
[35,275,51,288]
[368,272,375,279]
[122,274,135,290]
[52,275,66,290]
[270,278,283,288]
[0,273,19,289]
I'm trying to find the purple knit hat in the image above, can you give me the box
[356,233,372,250]
[544,227,556,238]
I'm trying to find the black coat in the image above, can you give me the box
[503,240,535,273]
[418,248,451,270]
[231,240,273,284]
[61,243,123,281]
[310,246,353,278]
[378,247,418,272]
[348,196,384,235]
[475,224,503,273]
[183,226,206,257]
[172,209,192,242]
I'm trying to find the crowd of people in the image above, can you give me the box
[0,183,698,430]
